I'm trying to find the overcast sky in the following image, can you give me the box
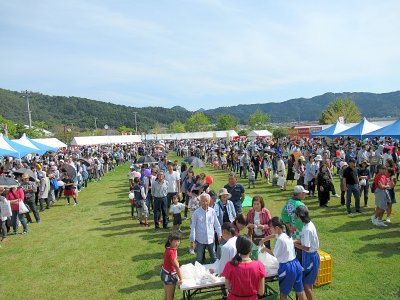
[0,0,399,111]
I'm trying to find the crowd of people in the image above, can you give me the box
[0,144,139,243]
[1,135,397,299]
[125,136,397,299]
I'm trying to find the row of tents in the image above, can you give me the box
[69,130,273,146]
[311,118,400,140]
[0,134,67,158]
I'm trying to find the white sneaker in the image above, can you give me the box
[371,215,377,225]
[386,217,391,223]
[376,220,388,227]
[334,194,340,198]
[73,203,78,206]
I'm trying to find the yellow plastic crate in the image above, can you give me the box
[315,249,332,287]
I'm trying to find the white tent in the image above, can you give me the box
[71,135,142,146]
[247,130,273,138]
[33,138,67,148]
[143,130,239,141]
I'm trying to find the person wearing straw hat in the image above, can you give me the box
[358,159,371,207]
[215,188,236,226]
[20,173,40,224]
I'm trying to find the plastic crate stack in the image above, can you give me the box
[315,249,333,287]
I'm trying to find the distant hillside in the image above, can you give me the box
[0,89,192,132]
[0,88,399,132]
[203,91,400,123]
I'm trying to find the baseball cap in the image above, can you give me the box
[293,185,309,194]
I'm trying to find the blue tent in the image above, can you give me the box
[310,121,350,138]
[363,119,400,139]
[333,118,382,140]
[13,133,57,155]
[0,135,19,157]
[3,136,38,158]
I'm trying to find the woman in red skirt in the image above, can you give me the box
[63,174,78,206]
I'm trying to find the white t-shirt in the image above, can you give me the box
[300,221,319,253]
[254,212,263,236]
[169,202,185,214]
[216,236,237,274]
[273,233,296,264]
[165,171,180,193]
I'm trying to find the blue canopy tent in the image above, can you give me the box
[13,133,57,155]
[2,136,38,158]
[310,121,350,138]
[363,119,400,139]
[333,118,381,140]
[0,134,19,157]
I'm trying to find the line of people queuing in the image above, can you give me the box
[0,144,135,243]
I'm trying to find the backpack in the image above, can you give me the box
[50,178,59,191]
[371,155,382,166]
[133,185,143,208]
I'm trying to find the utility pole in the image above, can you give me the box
[133,112,138,133]
[94,117,98,130]
[23,90,32,128]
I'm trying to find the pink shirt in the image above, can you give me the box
[223,260,265,300]
[7,188,25,212]
[246,208,272,236]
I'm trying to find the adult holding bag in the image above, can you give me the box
[7,185,29,235]
[0,186,12,242]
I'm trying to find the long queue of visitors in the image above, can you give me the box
[0,145,138,242]
[126,136,397,299]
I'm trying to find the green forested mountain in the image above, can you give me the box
[0,88,399,132]
[204,91,400,123]
[0,89,192,132]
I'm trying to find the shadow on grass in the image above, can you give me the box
[119,280,161,294]
[102,230,141,237]
[99,216,131,223]
[330,220,376,232]
[89,223,135,231]
[359,230,400,241]
[98,200,126,206]
[354,242,400,257]
[110,211,129,216]
[132,252,164,262]
[136,265,162,281]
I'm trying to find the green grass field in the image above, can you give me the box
[1,154,399,300]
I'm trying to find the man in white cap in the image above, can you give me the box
[281,185,308,241]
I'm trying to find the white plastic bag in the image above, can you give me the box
[0,198,12,218]
[258,250,279,276]
[277,176,285,187]
[19,201,29,214]
[180,263,195,280]
[194,261,207,284]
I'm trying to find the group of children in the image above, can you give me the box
[161,196,320,300]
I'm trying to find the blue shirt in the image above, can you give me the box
[190,206,221,244]
[224,183,245,206]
